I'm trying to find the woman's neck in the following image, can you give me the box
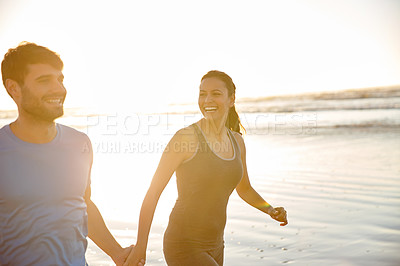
[200,118,227,141]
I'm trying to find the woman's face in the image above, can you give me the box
[198,77,234,122]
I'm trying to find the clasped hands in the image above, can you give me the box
[112,245,145,266]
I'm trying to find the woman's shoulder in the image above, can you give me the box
[231,130,246,151]
[231,130,244,142]
[167,124,199,157]
[172,124,198,143]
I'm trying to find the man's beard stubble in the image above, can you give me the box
[20,85,64,122]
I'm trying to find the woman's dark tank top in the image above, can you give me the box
[164,123,243,254]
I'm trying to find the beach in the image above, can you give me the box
[1,91,399,265]
[82,121,400,266]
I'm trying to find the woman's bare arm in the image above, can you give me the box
[123,127,197,265]
[234,133,288,226]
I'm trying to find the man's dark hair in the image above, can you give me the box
[1,42,63,95]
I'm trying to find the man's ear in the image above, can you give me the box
[5,79,21,99]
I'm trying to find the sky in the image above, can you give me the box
[0,0,399,112]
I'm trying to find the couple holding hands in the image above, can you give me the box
[0,42,287,266]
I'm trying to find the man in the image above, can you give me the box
[0,42,132,265]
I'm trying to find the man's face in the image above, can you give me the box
[19,63,66,122]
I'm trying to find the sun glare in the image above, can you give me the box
[0,0,399,111]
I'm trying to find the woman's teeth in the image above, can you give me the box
[204,107,217,112]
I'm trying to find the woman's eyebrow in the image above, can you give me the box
[200,88,224,92]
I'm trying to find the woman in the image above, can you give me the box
[124,70,288,266]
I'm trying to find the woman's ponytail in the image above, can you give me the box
[226,105,244,134]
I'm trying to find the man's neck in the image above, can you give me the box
[10,115,57,144]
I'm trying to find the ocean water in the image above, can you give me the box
[1,94,399,265]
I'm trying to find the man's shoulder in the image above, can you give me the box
[57,124,91,144]
[57,124,93,155]
[0,125,6,133]
[0,125,11,147]
[0,124,16,144]
[58,124,88,138]
[0,124,10,133]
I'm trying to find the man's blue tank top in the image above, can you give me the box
[0,124,92,265]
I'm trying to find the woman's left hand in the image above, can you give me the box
[270,207,288,226]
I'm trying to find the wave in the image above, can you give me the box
[239,109,400,133]
[238,85,400,102]
[237,97,400,113]
[167,86,400,114]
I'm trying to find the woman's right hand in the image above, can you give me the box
[123,246,146,266]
